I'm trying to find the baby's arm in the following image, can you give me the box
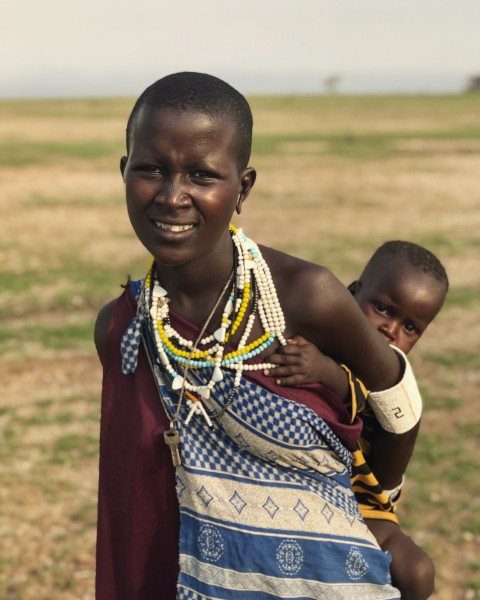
[265,335,349,400]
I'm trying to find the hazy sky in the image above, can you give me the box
[2,0,480,98]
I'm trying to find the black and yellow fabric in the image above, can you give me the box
[341,363,369,421]
[341,365,400,524]
[351,447,399,523]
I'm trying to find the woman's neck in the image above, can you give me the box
[155,248,235,329]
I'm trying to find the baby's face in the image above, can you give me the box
[353,261,446,355]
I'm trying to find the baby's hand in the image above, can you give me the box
[264,335,325,386]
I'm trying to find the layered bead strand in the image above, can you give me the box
[142,225,287,405]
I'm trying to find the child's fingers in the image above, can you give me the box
[266,364,298,377]
[274,373,310,386]
[270,345,301,361]
[264,354,304,377]
[288,334,309,346]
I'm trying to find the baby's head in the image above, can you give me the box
[349,241,449,354]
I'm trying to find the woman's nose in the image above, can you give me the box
[155,173,192,206]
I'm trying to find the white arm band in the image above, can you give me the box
[368,346,422,434]
[384,476,405,503]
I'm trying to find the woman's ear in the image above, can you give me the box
[236,167,256,214]
[235,194,243,214]
[348,280,362,296]
[120,156,128,178]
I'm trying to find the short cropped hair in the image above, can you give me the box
[362,240,449,291]
[126,72,253,170]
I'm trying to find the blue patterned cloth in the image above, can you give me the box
[124,279,400,599]
[120,311,145,374]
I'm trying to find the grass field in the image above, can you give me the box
[1,93,479,599]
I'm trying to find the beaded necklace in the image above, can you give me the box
[143,225,287,421]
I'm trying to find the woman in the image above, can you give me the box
[95,72,420,599]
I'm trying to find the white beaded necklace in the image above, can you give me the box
[144,225,287,407]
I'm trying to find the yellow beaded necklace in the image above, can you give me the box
[144,225,287,404]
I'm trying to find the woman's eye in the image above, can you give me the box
[141,165,166,175]
[191,170,214,181]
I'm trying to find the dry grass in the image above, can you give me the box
[1,94,479,599]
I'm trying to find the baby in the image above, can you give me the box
[267,240,449,600]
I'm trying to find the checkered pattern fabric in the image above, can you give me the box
[120,313,144,374]
[210,372,354,470]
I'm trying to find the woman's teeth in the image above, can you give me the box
[155,222,194,232]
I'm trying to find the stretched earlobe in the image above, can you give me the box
[236,167,256,214]
[120,156,128,178]
[236,193,243,214]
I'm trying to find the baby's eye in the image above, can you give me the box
[403,321,420,335]
[373,302,388,315]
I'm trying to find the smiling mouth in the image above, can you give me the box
[153,221,195,233]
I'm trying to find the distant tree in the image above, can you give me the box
[324,74,341,95]
[465,75,480,93]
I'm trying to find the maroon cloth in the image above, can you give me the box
[96,287,179,599]
[96,285,362,599]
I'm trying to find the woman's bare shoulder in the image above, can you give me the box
[260,245,348,304]
[259,245,349,333]
[259,244,333,281]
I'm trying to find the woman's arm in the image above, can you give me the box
[268,252,421,488]
[270,253,402,390]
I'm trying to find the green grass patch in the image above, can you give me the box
[71,501,98,529]
[423,349,480,370]
[0,140,122,167]
[37,398,55,409]
[0,320,94,354]
[249,93,480,131]
[252,128,480,160]
[17,410,78,426]
[409,430,479,498]
[463,579,480,592]
[48,433,98,466]
[444,285,480,309]
[23,193,121,207]
[253,131,396,160]
[25,321,94,350]
[412,431,462,466]
[421,388,460,411]
[417,233,480,254]
[2,427,17,445]
[0,268,55,295]
[0,256,143,320]
[457,420,480,437]
[0,97,134,119]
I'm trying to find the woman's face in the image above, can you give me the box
[121,106,255,271]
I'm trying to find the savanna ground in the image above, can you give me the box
[0,93,479,599]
